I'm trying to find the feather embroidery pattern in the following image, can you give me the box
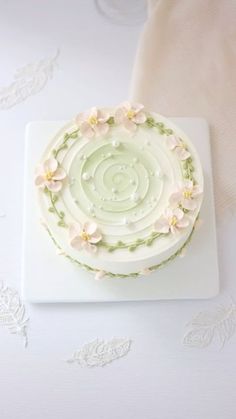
[0,49,60,110]
[0,282,29,347]
[183,301,236,349]
[67,338,132,367]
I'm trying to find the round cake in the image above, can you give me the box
[35,102,203,279]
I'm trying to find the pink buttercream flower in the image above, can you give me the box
[166,135,191,160]
[169,180,202,211]
[154,207,189,234]
[75,107,110,138]
[95,270,106,280]
[69,222,102,253]
[114,101,147,132]
[35,158,66,192]
[140,268,152,276]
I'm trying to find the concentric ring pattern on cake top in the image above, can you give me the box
[35,103,203,279]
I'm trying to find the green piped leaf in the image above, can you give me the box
[52,195,58,203]
[117,240,124,246]
[48,207,55,213]
[128,245,137,252]
[107,116,115,125]
[146,238,154,246]
[70,131,78,139]
[146,117,155,127]
[58,220,66,227]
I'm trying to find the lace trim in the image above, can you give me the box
[183,299,236,349]
[0,49,60,110]
[0,282,29,347]
[67,338,132,367]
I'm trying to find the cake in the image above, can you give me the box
[35,102,203,279]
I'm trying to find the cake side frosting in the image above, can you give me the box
[35,103,203,279]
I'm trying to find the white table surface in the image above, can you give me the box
[0,1,235,419]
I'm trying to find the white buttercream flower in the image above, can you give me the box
[35,158,66,192]
[166,135,191,160]
[76,107,110,138]
[69,222,102,253]
[170,180,202,211]
[115,102,146,132]
[154,207,189,234]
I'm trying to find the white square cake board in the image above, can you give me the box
[22,118,219,303]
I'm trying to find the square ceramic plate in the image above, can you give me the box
[22,118,219,302]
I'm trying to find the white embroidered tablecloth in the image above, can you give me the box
[0,1,235,419]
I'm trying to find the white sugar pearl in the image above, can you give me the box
[82,172,90,181]
[156,169,163,178]
[123,217,130,226]
[112,140,120,148]
[107,152,112,158]
[130,179,135,185]
[111,188,117,194]
[133,157,138,163]
[131,192,140,203]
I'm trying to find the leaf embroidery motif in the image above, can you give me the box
[0,49,60,110]
[67,338,132,367]
[0,282,29,347]
[183,302,236,349]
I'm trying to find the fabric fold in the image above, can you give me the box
[130,0,236,218]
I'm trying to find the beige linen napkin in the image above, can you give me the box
[130,0,236,219]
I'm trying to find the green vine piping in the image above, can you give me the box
[99,231,163,252]
[44,189,67,227]
[146,116,195,182]
[44,219,197,279]
[146,116,174,136]
[52,128,79,159]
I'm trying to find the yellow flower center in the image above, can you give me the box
[44,171,53,181]
[170,216,177,226]
[127,109,135,119]
[88,115,98,126]
[80,230,90,241]
[183,190,192,199]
